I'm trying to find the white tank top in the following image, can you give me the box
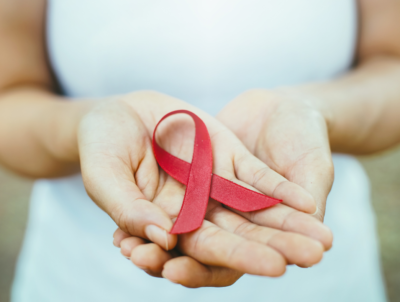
[47,0,355,112]
[11,1,387,301]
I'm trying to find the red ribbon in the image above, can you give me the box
[152,110,282,234]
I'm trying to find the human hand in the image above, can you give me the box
[101,91,330,287]
[217,89,334,234]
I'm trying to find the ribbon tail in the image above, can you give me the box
[210,175,282,211]
[153,149,282,213]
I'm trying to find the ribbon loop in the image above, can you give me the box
[152,110,282,234]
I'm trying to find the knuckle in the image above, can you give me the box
[111,204,129,232]
[233,221,257,237]
[251,166,270,188]
[226,242,243,267]
[187,224,222,256]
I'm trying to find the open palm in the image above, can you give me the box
[218,89,334,236]
[104,91,331,287]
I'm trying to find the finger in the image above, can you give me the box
[233,150,317,214]
[120,235,176,279]
[178,220,286,277]
[113,228,130,247]
[253,111,334,222]
[123,233,243,287]
[120,236,146,258]
[79,104,178,251]
[153,177,287,276]
[152,105,315,213]
[134,148,162,202]
[162,256,243,288]
[152,172,187,219]
[212,145,316,214]
[151,106,314,217]
[81,152,177,250]
[285,152,334,221]
[207,206,324,267]
[230,203,333,250]
[130,243,173,277]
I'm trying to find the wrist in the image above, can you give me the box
[274,86,332,120]
[46,98,97,164]
[0,86,98,177]
[272,86,336,144]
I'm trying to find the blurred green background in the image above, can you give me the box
[0,149,399,302]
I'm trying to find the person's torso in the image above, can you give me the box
[14,3,389,302]
[47,0,356,114]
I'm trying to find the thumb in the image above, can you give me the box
[287,152,334,222]
[81,151,177,251]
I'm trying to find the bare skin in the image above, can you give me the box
[1,0,400,289]
[113,0,400,287]
[0,0,328,286]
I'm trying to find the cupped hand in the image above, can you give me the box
[217,89,334,232]
[89,91,329,287]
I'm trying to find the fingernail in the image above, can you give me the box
[145,225,168,249]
